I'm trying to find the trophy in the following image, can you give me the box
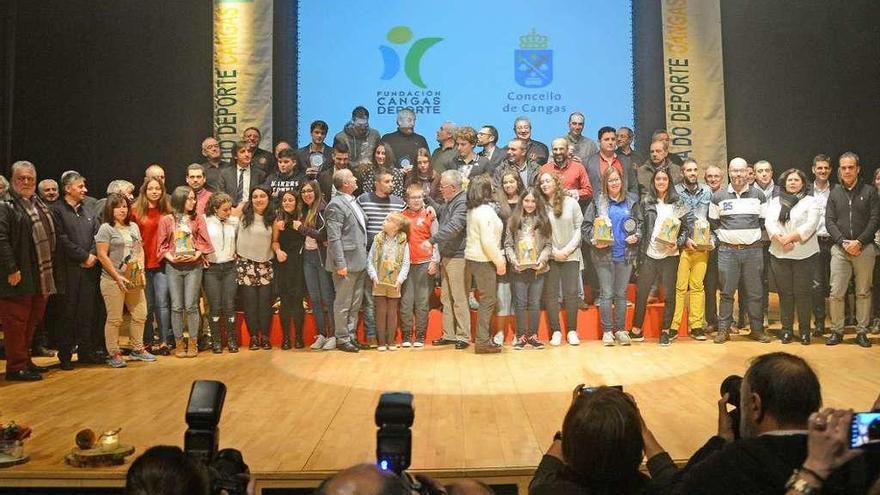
[516,231,539,268]
[593,194,614,243]
[691,203,713,250]
[173,222,196,257]
[307,152,324,178]
[655,202,689,247]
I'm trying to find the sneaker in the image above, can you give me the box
[526,335,545,349]
[129,350,157,362]
[377,345,387,351]
[602,332,615,346]
[413,340,424,348]
[493,331,505,346]
[550,331,562,346]
[321,336,337,351]
[659,332,671,346]
[311,335,327,350]
[468,292,479,310]
[512,336,526,350]
[629,328,645,342]
[669,329,679,341]
[567,331,580,346]
[107,354,126,368]
[388,345,398,351]
[714,330,730,344]
[401,341,412,348]
[690,328,707,341]
[616,330,631,346]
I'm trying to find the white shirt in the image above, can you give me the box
[764,195,820,260]
[205,215,238,263]
[811,181,831,237]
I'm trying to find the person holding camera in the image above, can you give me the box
[669,352,874,493]
[529,385,676,495]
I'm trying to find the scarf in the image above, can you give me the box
[777,189,806,224]
[16,195,57,295]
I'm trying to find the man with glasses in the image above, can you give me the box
[513,116,549,165]
[477,125,505,172]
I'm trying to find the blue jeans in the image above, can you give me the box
[144,267,171,344]
[594,257,633,333]
[165,263,204,339]
[303,249,335,337]
[511,269,545,337]
[718,245,764,333]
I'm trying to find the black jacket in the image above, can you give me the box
[264,168,307,200]
[825,180,880,247]
[428,190,467,258]
[51,199,98,266]
[218,165,268,205]
[638,199,692,257]
[0,196,64,298]
[529,453,677,495]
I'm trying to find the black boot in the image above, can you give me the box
[281,326,292,350]
[261,332,272,350]
[210,318,222,354]
[226,318,239,353]
[248,329,259,350]
[800,331,811,345]
[294,325,304,349]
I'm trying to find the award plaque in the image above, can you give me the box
[173,224,196,257]
[378,258,400,288]
[516,234,539,268]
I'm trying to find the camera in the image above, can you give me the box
[720,375,743,440]
[850,412,880,450]
[375,392,414,476]
[184,380,227,466]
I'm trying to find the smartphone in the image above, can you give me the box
[850,412,880,449]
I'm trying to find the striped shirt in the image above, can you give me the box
[709,184,766,245]
[356,192,405,247]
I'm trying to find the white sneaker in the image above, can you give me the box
[401,341,412,348]
[377,345,387,351]
[388,345,397,351]
[567,331,580,346]
[550,331,562,346]
[321,336,337,350]
[311,335,327,350]
[616,330,632,346]
[413,341,424,348]
[493,331,505,346]
[602,332,615,346]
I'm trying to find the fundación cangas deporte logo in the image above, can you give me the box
[379,26,442,89]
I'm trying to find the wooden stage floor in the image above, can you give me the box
[1,338,878,490]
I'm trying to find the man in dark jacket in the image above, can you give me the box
[426,170,470,349]
[668,352,875,494]
[584,126,638,197]
[825,151,880,347]
[264,148,306,200]
[52,171,101,369]
[0,161,63,381]
[318,142,352,201]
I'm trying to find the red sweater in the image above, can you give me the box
[132,206,163,269]
[403,208,437,264]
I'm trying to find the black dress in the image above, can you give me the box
[274,223,306,345]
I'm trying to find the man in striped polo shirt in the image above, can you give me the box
[708,157,771,344]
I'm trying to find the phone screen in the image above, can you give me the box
[850,412,880,449]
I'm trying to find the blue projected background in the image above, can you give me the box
[296,1,633,147]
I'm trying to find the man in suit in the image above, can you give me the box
[325,168,368,353]
[218,141,267,206]
[477,125,505,171]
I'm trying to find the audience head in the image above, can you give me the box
[436,121,456,144]
[562,386,644,488]
[332,141,351,170]
[208,448,253,495]
[513,116,532,140]
[728,157,749,190]
[454,127,477,159]
[333,168,357,195]
[568,112,585,138]
[276,148,297,175]
[616,126,634,150]
[232,141,253,168]
[539,171,566,217]
[201,137,221,162]
[648,168,679,204]
[466,174,495,210]
[310,120,329,145]
[299,180,322,208]
[0,175,10,199]
[597,126,617,154]
[704,165,723,191]
[37,178,59,202]
[186,164,207,192]
[754,160,773,187]
[315,463,408,495]
[779,168,807,195]
[243,127,262,150]
[837,151,860,187]
[145,164,166,184]
[745,162,756,184]
[439,170,463,201]
[477,125,498,147]
[740,352,821,438]
[405,183,426,211]
[124,445,209,495]
[811,154,832,183]
[104,192,131,226]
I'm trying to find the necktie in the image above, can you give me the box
[236,168,245,204]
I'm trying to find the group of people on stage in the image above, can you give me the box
[1,106,878,379]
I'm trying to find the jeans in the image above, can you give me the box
[704,248,719,328]
[303,249,335,337]
[165,263,204,339]
[718,245,764,333]
[511,269,545,337]
[362,276,376,338]
[144,267,171,344]
[240,284,274,339]
[100,278,147,354]
[633,255,679,330]
[542,260,580,334]
[672,249,709,330]
[594,257,632,333]
[400,262,432,340]
[467,260,497,345]
[812,238,833,324]
[829,244,876,334]
[771,254,815,335]
[440,257,471,342]
[203,261,237,339]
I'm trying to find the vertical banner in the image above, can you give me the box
[213,0,273,162]
[661,0,727,175]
